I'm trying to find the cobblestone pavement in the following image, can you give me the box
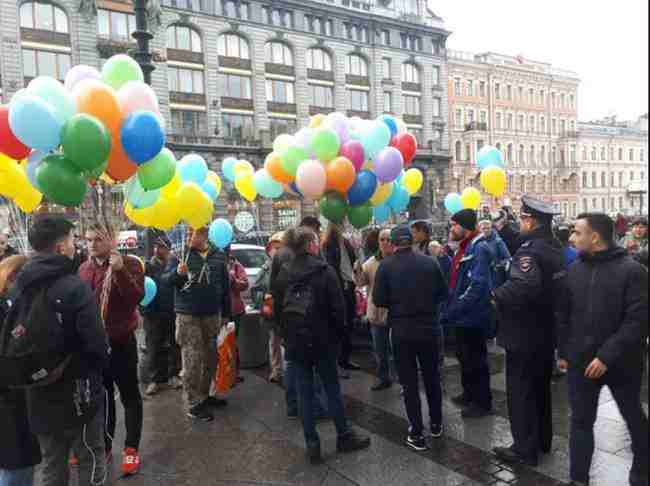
[91,342,647,486]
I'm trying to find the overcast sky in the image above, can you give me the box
[433,0,649,122]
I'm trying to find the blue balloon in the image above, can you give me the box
[222,157,238,182]
[26,150,47,191]
[348,170,378,206]
[388,186,410,213]
[373,204,391,224]
[141,276,157,306]
[201,179,219,201]
[444,193,464,214]
[209,219,233,250]
[123,175,160,209]
[9,95,63,152]
[289,182,304,199]
[121,111,165,165]
[477,146,505,170]
[378,115,398,138]
[395,169,406,186]
[179,154,208,185]
[362,122,392,161]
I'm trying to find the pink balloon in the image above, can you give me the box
[295,160,327,199]
[339,140,366,172]
[64,65,101,92]
[118,81,160,116]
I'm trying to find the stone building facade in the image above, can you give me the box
[0,0,452,233]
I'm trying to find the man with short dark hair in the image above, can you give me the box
[623,217,648,268]
[21,216,109,485]
[559,213,648,486]
[410,220,432,255]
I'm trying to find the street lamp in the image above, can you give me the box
[131,0,155,85]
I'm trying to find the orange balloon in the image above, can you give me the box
[74,79,123,133]
[105,130,137,182]
[265,151,294,184]
[326,157,356,194]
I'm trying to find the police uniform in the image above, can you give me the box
[491,196,568,466]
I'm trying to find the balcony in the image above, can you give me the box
[21,27,70,47]
[347,110,371,119]
[307,69,334,82]
[267,102,297,114]
[221,97,254,111]
[464,122,488,132]
[97,38,135,58]
[309,106,335,116]
[169,92,206,105]
[403,114,423,125]
[167,48,204,65]
[265,63,295,77]
[345,75,370,87]
[218,56,252,71]
[402,82,422,93]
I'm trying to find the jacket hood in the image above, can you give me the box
[518,225,562,249]
[579,246,627,263]
[287,254,328,282]
[14,253,75,292]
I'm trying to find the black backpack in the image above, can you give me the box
[282,274,316,349]
[0,278,71,388]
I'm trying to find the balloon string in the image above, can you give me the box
[100,265,112,324]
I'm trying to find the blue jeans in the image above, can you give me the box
[370,325,392,383]
[294,352,349,448]
[0,467,34,486]
[284,358,327,417]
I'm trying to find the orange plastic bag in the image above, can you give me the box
[214,322,237,394]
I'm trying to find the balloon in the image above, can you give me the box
[222,157,238,182]
[0,158,24,198]
[235,173,257,202]
[264,151,293,184]
[461,187,481,210]
[206,171,222,195]
[64,65,101,92]
[280,145,308,177]
[15,185,42,214]
[253,169,284,199]
[186,203,213,230]
[209,219,234,249]
[121,111,165,165]
[480,166,507,197]
[378,114,398,138]
[347,203,373,229]
[8,95,62,152]
[150,196,181,230]
[294,128,316,157]
[27,77,76,125]
[176,182,206,218]
[373,204,391,224]
[319,192,347,224]
[311,129,340,163]
[105,131,137,182]
[347,170,377,206]
[161,170,182,199]
[101,54,144,90]
[395,118,408,134]
[233,160,254,178]
[74,79,123,132]
[362,122,391,160]
[125,202,155,227]
[402,168,424,195]
[201,179,219,200]
[374,147,404,183]
[138,148,176,191]
[84,158,108,181]
[477,146,505,170]
[285,182,303,199]
[123,175,160,209]
[324,112,350,145]
[444,193,464,214]
[141,277,157,306]
[390,133,417,166]
[295,160,327,199]
[26,153,45,191]
[339,140,366,172]
[387,185,410,213]
[0,105,31,160]
[370,182,394,207]
[118,81,160,116]
[326,157,356,194]
[273,134,294,154]
[61,114,111,172]
[179,154,208,185]
[36,155,88,207]
[308,114,326,129]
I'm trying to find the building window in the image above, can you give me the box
[467,81,474,97]
[560,93,566,108]
[98,9,135,41]
[517,115,524,131]
[540,116,546,134]
[518,86,523,100]
[403,95,420,116]
[540,90,545,105]
[601,147,607,160]
[465,144,471,162]
[601,172,607,187]
[307,48,332,72]
[309,84,333,108]
[540,146,546,165]
[570,145,576,163]
[217,33,249,59]
[480,81,486,98]
[529,115,535,133]
[432,66,440,86]
[506,85,513,100]
[619,172,624,187]
[166,25,202,52]
[223,74,251,99]
[519,145,525,166]
[592,172,597,188]
[629,148,635,161]
[495,83,501,99]
[170,110,207,133]
[570,94,575,108]
[455,141,462,161]
[641,149,645,162]
[265,42,293,66]
[433,97,441,117]
[381,29,390,45]
[496,113,502,129]
[507,144,513,163]
[402,63,420,84]
[346,54,368,77]
[506,114,513,130]
[630,170,635,181]
[266,8,292,27]
[582,173,588,188]
[346,24,369,42]
[466,109,475,124]
[552,119,557,135]
[348,89,369,112]
[454,78,461,96]
[400,33,420,50]
[22,49,70,81]
[221,113,254,140]
[266,79,294,103]
[383,91,392,113]
[410,128,422,146]
[560,119,566,134]
[455,109,462,129]
[20,2,68,33]
[167,67,204,94]
[619,196,623,210]
[269,118,297,140]
[382,58,391,79]
[480,110,487,125]
[223,1,249,19]
[530,145,536,164]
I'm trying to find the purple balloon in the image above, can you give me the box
[339,140,366,172]
[326,113,351,144]
[374,147,404,183]
[64,65,101,92]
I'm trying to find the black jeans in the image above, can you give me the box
[569,366,648,483]
[104,335,143,452]
[339,283,356,366]
[144,313,181,384]
[393,335,442,435]
[456,327,492,410]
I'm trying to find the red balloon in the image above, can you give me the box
[390,133,417,166]
[0,105,31,160]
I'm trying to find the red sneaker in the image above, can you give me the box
[121,448,140,475]
[68,455,79,467]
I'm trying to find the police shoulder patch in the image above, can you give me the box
[519,256,533,272]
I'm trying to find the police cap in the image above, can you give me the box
[520,195,560,221]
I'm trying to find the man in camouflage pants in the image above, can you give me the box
[163,227,231,422]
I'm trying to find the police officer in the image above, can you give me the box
[491,195,567,467]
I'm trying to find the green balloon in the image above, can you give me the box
[347,203,372,229]
[84,158,108,180]
[319,192,347,224]
[101,54,144,90]
[123,175,160,209]
[138,148,176,191]
[311,129,340,163]
[36,155,88,207]
[62,114,111,173]
[280,145,308,176]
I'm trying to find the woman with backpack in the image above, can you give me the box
[0,254,41,486]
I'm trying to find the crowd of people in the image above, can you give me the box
[0,199,647,486]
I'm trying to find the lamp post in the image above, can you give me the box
[131,0,155,85]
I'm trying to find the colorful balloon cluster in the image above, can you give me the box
[233,112,423,229]
[444,145,508,215]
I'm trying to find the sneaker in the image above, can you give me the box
[336,430,371,453]
[145,383,162,396]
[371,381,392,391]
[307,444,322,465]
[168,376,183,389]
[451,393,472,407]
[68,455,79,467]
[461,404,494,419]
[287,409,299,420]
[406,434,428,451]
[430,423,443,439]
[121,448,140,476]
[269,375,282,384]
[203,396,228,408]
[187,403,214,422]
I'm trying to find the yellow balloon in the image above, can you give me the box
[176,182,205,218]
[370,182,394,207]
[235,174,257,202]
[460,187,482,210]
[402,168,424,195]
[0,153,16,172]
[161,170,182,198]
[14,185,42,213]
[186,204,213,229]
[480,167,507,198]
[206,171,222,196]
[150,196,181,230]
[0,161,24,199]
[309,114,326,129]
[100,173,117,185]
[233,160,254,179]
[124,202,155,227]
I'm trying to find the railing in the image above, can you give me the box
[464,122,488,132]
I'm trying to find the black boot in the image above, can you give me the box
[337,430,371,453]
[493,446,538,467]
[307,443,322,465]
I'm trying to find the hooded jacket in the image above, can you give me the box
[272,253,345,362]
[558,247,648,378]
[14,254,109,435]
[142,255,175,316]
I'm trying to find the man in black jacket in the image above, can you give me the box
[559,213,648,486]
[492,195,567,467]
[22,216,109,486]
[374,225,448,451]
[274,227,370,464]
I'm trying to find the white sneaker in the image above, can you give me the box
[145,383,161,396]
[168,376,183,390]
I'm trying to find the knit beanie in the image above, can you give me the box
[451,209,478,232]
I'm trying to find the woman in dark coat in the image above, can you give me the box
[0,255,41,486]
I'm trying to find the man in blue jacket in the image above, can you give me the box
[443,209,495,419]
